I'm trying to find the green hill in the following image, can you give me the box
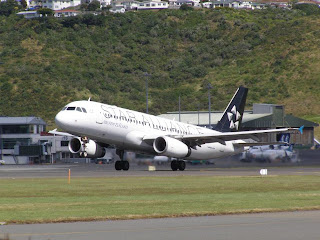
[1,7,320,131]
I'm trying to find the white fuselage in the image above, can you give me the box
[55,100,247,160]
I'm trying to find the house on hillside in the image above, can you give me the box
[136,0,168,10]
[231,1,252,9]
[16,11,40,18]
[83,0,112,7]
[109,5,126,12]
[111,0,168,10]
[212,0,233,8]
[251,2,266,9]
[203,0,266,9]
[41,0,81,10]
[54,9,81,17]
[168,0,201,8]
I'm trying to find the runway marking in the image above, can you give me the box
[6,219,315,238]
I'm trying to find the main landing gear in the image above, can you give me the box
[171,160,186,171]
[115,149,129,171]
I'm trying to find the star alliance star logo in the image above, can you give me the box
[227,105,241,130]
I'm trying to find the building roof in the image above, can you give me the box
[158,111,223,126]
[158,111,318,128]
[0,117,46,126]
[55,9,81,13]
[285,114,319,128]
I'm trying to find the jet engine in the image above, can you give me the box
[68,138,105,158]
[153,136,191,158]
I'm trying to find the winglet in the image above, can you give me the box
[299,125,304,134]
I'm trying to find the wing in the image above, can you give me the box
[143,128,299,147]
[179,128,300,146]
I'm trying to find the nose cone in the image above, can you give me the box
[55,111,67,130]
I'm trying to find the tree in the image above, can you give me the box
[0,0,22,16]
[21,0,27,9]
[80,3,88,10]
[180,3,193,11]
[87,0,100,11]
[292,3,320,15]
[37,8,54,16]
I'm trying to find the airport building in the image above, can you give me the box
[0,116,75,164]
[159,103,318,147]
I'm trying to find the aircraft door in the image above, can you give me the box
[96,110,103,124]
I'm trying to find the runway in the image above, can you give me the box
[1,148,319,178]
[0,163,320,178]
[1,211,320,240]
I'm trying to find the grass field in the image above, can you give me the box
[0,175,320,224]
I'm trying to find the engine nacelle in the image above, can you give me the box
[153,136,191,158]
[68,138,105,158]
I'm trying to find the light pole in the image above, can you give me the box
[208,83,213,129]
[0,62,4,160]
[0,125,2,160]
[178,95,181,122]
[144,72,151,114]
[197,103,200,126]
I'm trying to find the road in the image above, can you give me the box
[1,211,320,240]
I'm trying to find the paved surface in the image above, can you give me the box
[1,149,319,178]
[1,211,320,240]
[1,164,320,178]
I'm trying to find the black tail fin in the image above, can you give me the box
[214,86,248,132]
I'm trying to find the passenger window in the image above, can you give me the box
[76,107,82,112]
[82,108,87,113]
[67,107,76,111]
[62,107,67,111]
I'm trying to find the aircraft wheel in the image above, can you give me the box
[171,160,178,171]
[115,161,122,171]
[122,161,130,171]
[178,160,186,171]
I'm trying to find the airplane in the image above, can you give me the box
[52,86,300,171]
[240,144,297,163]
[240,132,302,163]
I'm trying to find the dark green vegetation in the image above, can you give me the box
[1,7,320,128]
[0,175,319,223]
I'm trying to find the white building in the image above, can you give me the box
[109,5,126,12]
[0,117,75,164]
[111,0,168,10]
[16,11,41,18]
[231,1,252,9]
[136,0,168,10]
[100,0,112,8]
[202,0,257,9]
[41,0,81,10]
[54,9,81,17]
[82,0,112,8]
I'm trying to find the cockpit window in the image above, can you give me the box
[64,106,87,113]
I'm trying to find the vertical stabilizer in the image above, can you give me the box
[214,86,248,132]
